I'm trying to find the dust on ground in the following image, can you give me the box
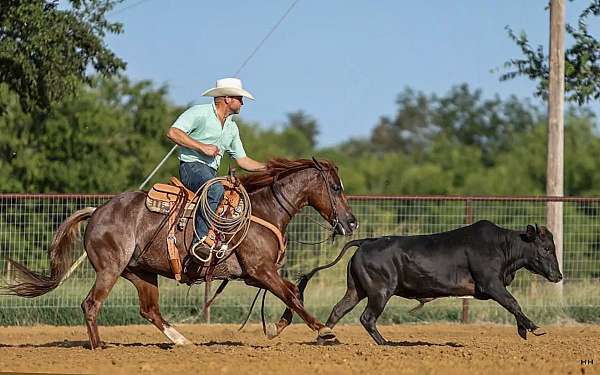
[0,323,597,374]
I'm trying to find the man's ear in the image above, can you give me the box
[522,224,536,242]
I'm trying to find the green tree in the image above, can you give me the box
[501,0,600,104]
[0,76,182,193]
[0,0,126,112]
[285,110,319,148]
[370,84,541,166]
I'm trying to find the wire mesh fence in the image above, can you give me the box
[1,194,599,325]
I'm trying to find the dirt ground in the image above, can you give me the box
[0,323,598,374]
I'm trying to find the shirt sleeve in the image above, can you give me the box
[171,106,203,134]
[227,124,247,159]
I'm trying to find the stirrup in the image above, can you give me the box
[191,240,213,263]
[215,244,228,259]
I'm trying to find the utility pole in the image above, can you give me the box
[547,0,565,294]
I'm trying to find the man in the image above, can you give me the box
[166,77,265,260]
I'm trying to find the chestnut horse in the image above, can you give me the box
[3,158,358,349]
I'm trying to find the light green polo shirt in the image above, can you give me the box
[171,103,247,170]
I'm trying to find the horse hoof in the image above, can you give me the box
[174,337,193,346]
[318,327,336,340]
[266,323,279,339]
[531,328,546,336]
[316,335,340,346]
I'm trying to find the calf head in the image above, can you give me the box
[521,224,563,283]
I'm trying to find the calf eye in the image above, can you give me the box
[331,184,341,192]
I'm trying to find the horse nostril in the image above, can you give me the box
[348,217,358,230]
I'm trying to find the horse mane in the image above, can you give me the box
[239,158,335,193]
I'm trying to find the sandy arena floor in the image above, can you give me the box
[0,323,598,374]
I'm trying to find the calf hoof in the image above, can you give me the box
[517,326,527,340]
[531,327,546,336]
[266,323,279,339]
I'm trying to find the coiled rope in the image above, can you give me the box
[190,177,252,262]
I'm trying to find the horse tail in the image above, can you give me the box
[297,238,368,297]
[2,207,96,298]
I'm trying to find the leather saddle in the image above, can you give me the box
[145,176,245,281]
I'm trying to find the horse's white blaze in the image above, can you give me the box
[163,326,192,345]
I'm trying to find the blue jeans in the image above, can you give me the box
[179,161,224,245]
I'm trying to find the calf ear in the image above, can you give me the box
[522,224,536,242]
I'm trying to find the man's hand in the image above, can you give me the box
[167,127,220,157]
[236,157,266,172]
[200,144,220,157]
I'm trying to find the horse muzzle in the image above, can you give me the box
[334,215,358,236]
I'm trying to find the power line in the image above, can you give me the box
[138,0,301,190]
[234,0,301,76]
[110,0,154,16]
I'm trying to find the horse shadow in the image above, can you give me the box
[382,340,464,347]
[0,341,174,350]
[300,340,464,347]
[0,340,268,350]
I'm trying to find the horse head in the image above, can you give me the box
[306,157,358,236]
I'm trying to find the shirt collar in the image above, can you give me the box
[211,102,231,127]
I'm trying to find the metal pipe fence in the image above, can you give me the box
[1,194,599,324]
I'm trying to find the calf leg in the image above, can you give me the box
[274,258,364,339]
[484,284,544,340]
[314,286,365,346]
[122,270,191,345]
[326,266,366,329]
[360,290,392,345]
[326,286,364,329]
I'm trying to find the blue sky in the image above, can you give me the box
[105,1,598,147]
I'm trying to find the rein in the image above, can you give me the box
[270,158,342,246]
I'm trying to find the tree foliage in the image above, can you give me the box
[501,0,600,104]
[0,0,125,112]
[2,78,599,197]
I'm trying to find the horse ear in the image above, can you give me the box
[312,156,324,170]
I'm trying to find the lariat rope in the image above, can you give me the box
[191,176,252,261]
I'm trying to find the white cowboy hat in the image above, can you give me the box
[201,78,255,100]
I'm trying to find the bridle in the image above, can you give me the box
[270,157,344,241]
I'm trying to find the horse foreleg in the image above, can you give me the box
[122,270,192,346]
[252,269,334,341]
[266,279,299,339]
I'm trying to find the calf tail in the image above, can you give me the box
[297,239,368,297]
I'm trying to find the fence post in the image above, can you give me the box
[462,200,473,323]
[5,261,12,283]
[203,281,211,323]
[547,0,565,296]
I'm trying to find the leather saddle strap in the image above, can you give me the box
[166,195,185,281]
[250,215,286,264]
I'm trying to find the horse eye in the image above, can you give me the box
[332,184,341,192]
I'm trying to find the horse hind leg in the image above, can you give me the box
[122,270,192,346]
[81,270,121,349]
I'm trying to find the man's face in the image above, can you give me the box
[226,96,244,114]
